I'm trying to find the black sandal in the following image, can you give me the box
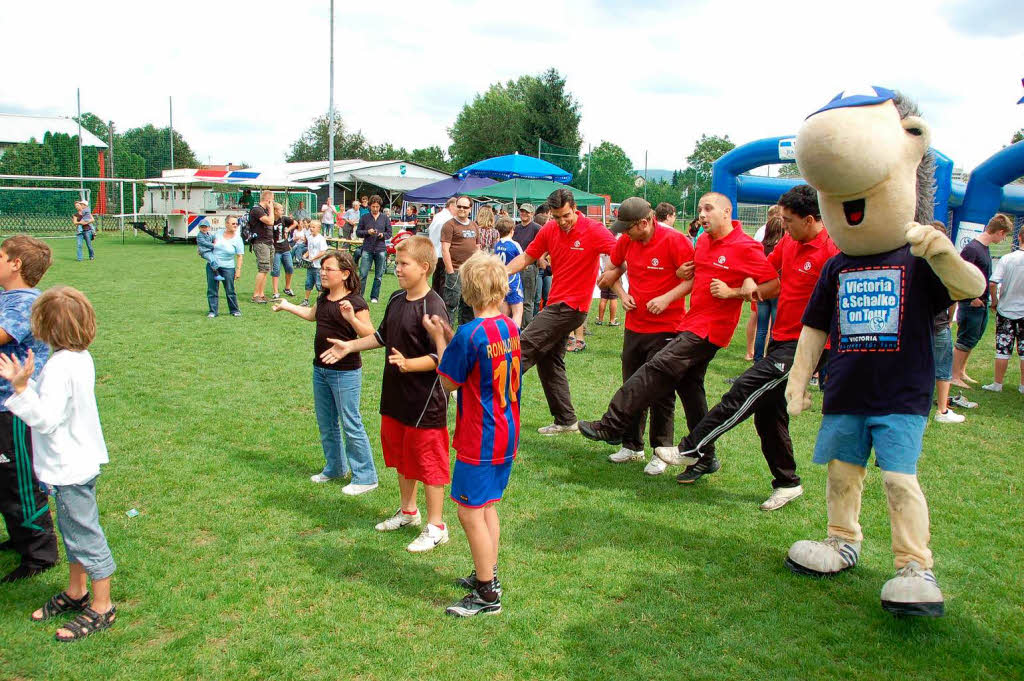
[31,591,91,622]
[55,605,116,642]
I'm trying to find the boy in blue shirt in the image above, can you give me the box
[196,219,224,281]
[0,235,58,582]
[492,217,524,327]
[430,250,521,617]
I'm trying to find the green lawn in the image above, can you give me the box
[1,234,1022,680]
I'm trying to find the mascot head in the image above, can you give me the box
[795,87,934,256]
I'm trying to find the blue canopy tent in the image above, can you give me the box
[403,175,497,206]
[455,152,573,211]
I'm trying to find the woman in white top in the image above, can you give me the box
[0,286,117,641]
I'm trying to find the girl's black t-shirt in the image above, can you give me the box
[314,291,369,371]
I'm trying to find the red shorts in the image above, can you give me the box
[380,415,451,485]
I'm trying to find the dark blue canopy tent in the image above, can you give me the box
[403,176,497,205]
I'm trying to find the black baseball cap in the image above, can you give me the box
[610,197,652,234]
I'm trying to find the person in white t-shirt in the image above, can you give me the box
[983,228,1024,393]
[427,196,457,293]
[302,221,329,306]
[321,202,337,238]
[1,286,117,641]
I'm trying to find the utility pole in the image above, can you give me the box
[108,121,117,210]
[328,0,335,209]
[586,143,591,193]
[169,96,174,170]
[76,88,84,199]
[643,150,648,201]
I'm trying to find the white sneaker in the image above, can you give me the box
[608,447,645,463]
[982,382,1002,392]
[310,473,336,483]
[933,409,965,424]
[341,482,378,496]
[655,446,699,467]
[538,422,578,436]
[407,523,449,553]
[880,561,944,617]
[375,508,421,532]
[759,485,804,511]
[1019,384,1024,394]
[785,536,861,576]
[643,456,668,476]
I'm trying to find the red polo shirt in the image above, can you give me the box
[681,221,778,348]
[526,212,616,312]
[610,225,694,333]
[767,229,839,342]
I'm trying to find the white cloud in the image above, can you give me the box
[2,0,1021,175]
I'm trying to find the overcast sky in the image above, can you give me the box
[3,0,1022,175]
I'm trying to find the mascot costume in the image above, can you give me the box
[783,87,986,617]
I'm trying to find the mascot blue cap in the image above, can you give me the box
[809,86,897,118]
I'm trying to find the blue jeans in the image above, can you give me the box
[46,476,116,580]
[305,268,322,293]
[359,250,386,300]
[955,304,988,351]
[312,365,378,483]
[540,272,552,306]
[291,243,306,264]
[753,297,778,360]
[207,266,239,315]
[76,229,94,260]
[272,250,294,277]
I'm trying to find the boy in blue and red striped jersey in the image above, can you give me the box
[428,250,521,617]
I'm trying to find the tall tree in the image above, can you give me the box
[409,146,454,173]
[448,68,583,177]
[448,84,526,167]
[520,69,583,180]
[287,111,368,162]
[686,134,736,177]
[1012,128,1023,144]
[584,141,636,202]
[119,124,200,178]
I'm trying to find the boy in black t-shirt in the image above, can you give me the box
[321,236,453,553]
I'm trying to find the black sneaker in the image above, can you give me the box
[283,288,295,296]
[1,562,56,583]
[455,571,502,595]
[676,456,721,484]
[445,591,502,617]
[577,420,622,445]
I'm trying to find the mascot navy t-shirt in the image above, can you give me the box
[802,244,951,416]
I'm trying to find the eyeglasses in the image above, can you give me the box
[456,204,472,209]
[321,266,343,273]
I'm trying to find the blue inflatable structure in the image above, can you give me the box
[711,136,1024,246]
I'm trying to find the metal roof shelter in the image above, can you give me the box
[0,113,108,149]
[284,159,450,206]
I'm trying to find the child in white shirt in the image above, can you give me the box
[0,286,116,642]
[302,220,329,306]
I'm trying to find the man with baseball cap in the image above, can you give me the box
[598,197,704,466]
[579,193,780,481]
[506,188,616,435]
[514,203,542,326]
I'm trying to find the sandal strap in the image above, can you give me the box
[59,606,116,640]
[38,591,89,620]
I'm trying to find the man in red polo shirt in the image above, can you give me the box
[578,192,780,457]
[656,185,840,499]
[597,197,704,466]
[506,188,616,434]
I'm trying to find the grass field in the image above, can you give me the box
[1,234,1022,681]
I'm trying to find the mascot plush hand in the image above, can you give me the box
[782,87,986,618]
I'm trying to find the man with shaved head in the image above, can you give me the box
[579,193,781,483]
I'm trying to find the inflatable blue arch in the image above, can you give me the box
[711,136,1024,246]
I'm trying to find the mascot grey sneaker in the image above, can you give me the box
[880,561,944,617]
[785,536,860,577]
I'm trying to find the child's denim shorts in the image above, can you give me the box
[42,476,116,580]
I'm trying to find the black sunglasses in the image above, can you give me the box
[457,204,472,209]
